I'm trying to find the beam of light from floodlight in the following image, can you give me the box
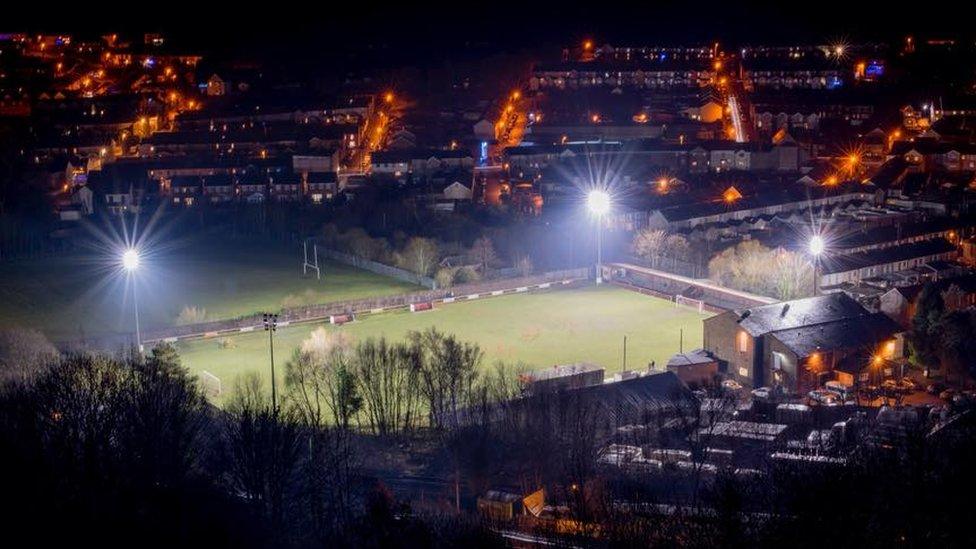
[122,248,141,271]
[809,235,825,256]
[587,189,611,215]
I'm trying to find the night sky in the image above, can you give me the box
[7,1,971,56]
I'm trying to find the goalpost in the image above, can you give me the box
[200,370,222,398]
[674,294,706,313]
[303,239,321,280]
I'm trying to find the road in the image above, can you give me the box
[727,93,747,143]
[349,94,399,172]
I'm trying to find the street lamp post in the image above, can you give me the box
[809,235,824,296]
[587,190,611,284]
[121,248,142,352]
[263,313,279,410]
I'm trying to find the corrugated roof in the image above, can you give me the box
[767,312,903,358]
[733,293,866,337]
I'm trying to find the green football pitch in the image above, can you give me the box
[0,238,419,342]
[175,284,712,403]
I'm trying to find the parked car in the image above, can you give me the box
[808,389,841,406]
[825,381,855,401]
[882,379,913,395]
[722,379,743,392]
[939,389,959,402]
[751,387,772,401]
[859,385,882,400]
[954,391,976,406]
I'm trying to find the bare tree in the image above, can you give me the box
[664,234,691,267]
[407,327,483,430]
[633,228,668,268]
[0,328,58,385]
[709,240,813,300]
[469,236,497,275]
[353,337,420,435]
[397,237,439,276]
[225,373,303,540]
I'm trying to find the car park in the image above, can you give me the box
[939,389,959,402]
[808,389,841,406]
[825,381,855,400]
[859,385,882,400]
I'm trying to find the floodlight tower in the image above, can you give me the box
[121,248,142,352]
[263,313,279,410]
[809,235,825,296]
[587,190,611,284]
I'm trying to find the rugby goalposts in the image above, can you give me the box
[302,239,321,280]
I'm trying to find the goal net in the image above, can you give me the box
[200,370,222,398]
[674,294,705,313]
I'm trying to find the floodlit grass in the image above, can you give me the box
[0,238,419,342]
[175,284,712,404]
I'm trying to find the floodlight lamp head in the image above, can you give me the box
[587,189,611,215]
[121,248,140,271]
[809,235,825,256]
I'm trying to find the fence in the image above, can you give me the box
[607,262,778,312]
[62,268,591,351]
[623,254,704,279]
[318,247,436,289]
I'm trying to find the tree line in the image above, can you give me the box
[908,282,976,383]
[0,332,508,548]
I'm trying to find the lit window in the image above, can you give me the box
[737,331,749,353]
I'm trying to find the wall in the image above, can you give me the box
[703,313,760,387]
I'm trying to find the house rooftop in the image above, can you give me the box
[731,293,867,337]
[768,312,903,359]
[820,238,957,275]
[667,349,717,368]
[525,362,603,382]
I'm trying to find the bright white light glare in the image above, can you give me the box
[122,248,141,271]
[587,190,611,215]
[809,235,825,256]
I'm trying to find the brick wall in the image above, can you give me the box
[703,312,761,387]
